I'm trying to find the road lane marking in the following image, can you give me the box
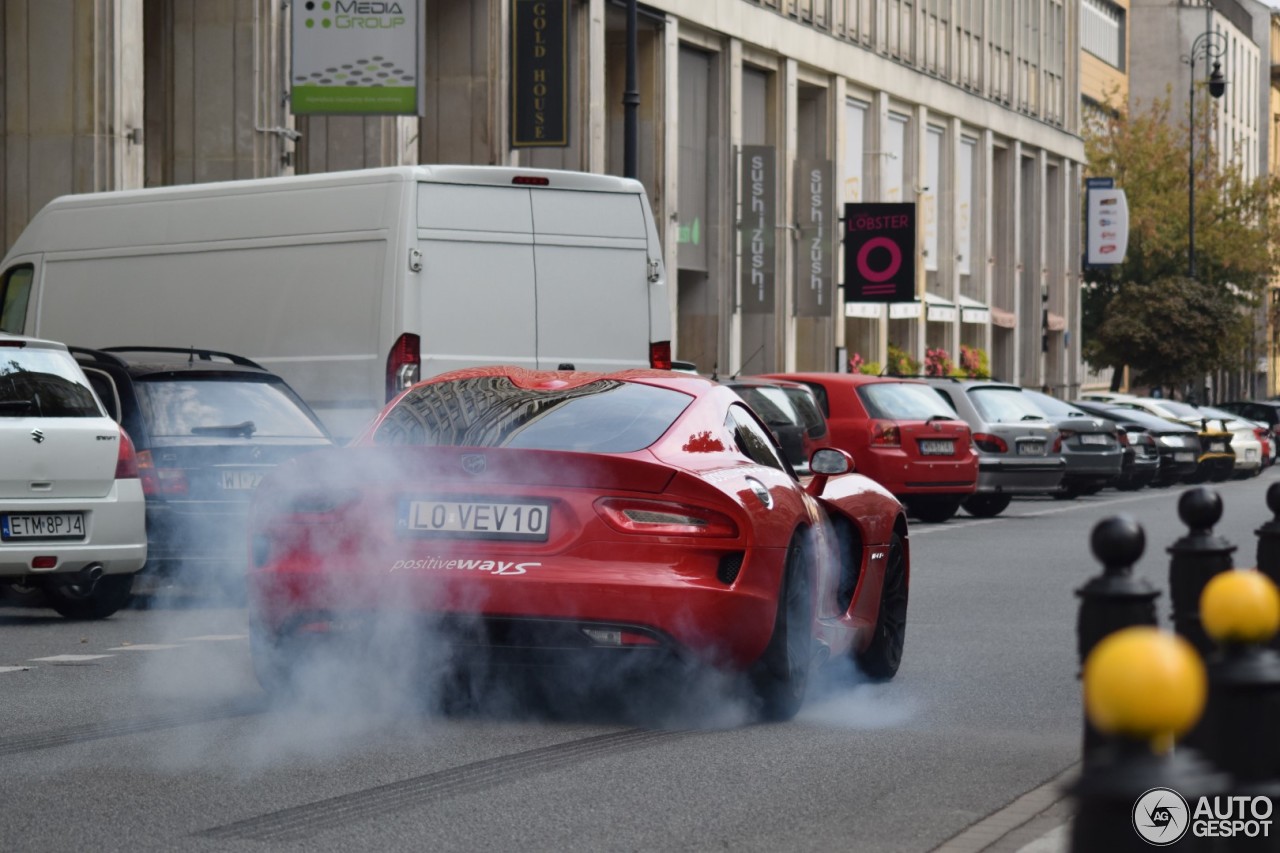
[909,489,1192,536]
[29,654,114,662]
[0,666,32,674]
[105,644,184,651]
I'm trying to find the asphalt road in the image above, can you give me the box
[3,471,1277,853]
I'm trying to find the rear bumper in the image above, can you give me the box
[1061,449,1125,483]
[855,448,978,497]
[142,501,251,577]
[0,481,147,578]
[248,547,787,670]
[977,457,1067,494]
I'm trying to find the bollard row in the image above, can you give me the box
[1070,483,1280,852]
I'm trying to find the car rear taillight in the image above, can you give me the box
[136,450,188,496]
[1255,427,1268,440]
[649,340,672,371]
[869,419,901,447]
[115,427,139,479]
[594,497,738,537]
[512,175,551,186]
[1052,434,1063,453]
[386,333,421,401]
[1115,429,1129,447]
[972,433,1008,453]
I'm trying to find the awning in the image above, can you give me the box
[844,302,884,319]
[991,305,1016,329]
[957,294,991,325]
[1047,311,1066,332]
[883,292,955,322]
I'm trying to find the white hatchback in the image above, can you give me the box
[0,333,146,618]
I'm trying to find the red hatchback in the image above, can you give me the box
[761,373,978,523]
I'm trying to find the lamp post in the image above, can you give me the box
[1187,31,1227,279]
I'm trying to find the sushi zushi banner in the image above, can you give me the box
[291,0,424,115]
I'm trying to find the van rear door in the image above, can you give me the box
[529,189,651,371]
[415,184,537,376]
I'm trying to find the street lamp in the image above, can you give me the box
[1187,31,1227,279]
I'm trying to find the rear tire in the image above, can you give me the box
[46,574,134,620]
[857,533,908,680]
[962,494,1012,518]
[906,497,962,524]
[751,540,813,723]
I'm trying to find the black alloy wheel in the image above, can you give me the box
[961,493,1012,518]
[857,532,907,680]
[752,539,813,722]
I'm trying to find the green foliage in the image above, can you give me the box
[1082,91,1280,387]
[886,344,920,376]
[1094,275,1252,389]
[859,361,882,375]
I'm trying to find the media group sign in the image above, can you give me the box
[843,203,917,303]
[291,0,424,116]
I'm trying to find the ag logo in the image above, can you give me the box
[1133,787,1190,845]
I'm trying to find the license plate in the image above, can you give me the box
[1175,452,1196,462]
[2,512,85,541]
[221,470,266,490]
[401,499,550,541]
[1247,449,1258,460]
[1080,434,1110,446]
[919,440,954,456]
[1210,442,1226,453]
[1017,442,1046,456]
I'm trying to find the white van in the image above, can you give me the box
[0,166,671,438]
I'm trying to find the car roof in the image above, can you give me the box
[1072,401,1195,432]
[69,346,277,378]
[422,364,718,396]
[0,331,72,352]
[723,375,809,391]
[761,371,932,387]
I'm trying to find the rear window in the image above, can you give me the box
[1155,399,1202,419]
[135,378,328,438]
[729,385,802,428]
[859,382,957,420]
[779,386,826,437]
[1023,392,1084,418]
[0,347,101,418]
[968,387,1048,423]
[374,376,692,452]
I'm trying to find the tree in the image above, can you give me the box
[1081,92,1280,392]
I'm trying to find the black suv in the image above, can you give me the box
[70,346,334,596]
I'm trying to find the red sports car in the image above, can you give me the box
[246,366,909,721]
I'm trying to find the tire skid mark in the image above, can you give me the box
[0,697,266,756]
[200,727,692,842]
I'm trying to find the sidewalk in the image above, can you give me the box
[928,763,1076,853]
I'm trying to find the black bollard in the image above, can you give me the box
[1255,482,1280,613]
[1168,488,1237,657]
[1071,738,1226,853]
[1076,516,1160,765]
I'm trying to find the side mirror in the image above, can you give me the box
[805,447,853,497]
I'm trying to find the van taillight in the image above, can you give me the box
[386,333,421,401]
[136,450,188,496]
[512,176,550,186]
[115,428,139,479]
[650,341,672,370]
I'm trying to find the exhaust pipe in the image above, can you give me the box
[76,563,105,592]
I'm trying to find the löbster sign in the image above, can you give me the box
[843,202,916,304]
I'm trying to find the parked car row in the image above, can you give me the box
[1,334,334,618]
[723,374,1277,523]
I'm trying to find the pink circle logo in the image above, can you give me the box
[856,237,902,283]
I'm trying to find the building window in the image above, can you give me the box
[1081,0,1125,70]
